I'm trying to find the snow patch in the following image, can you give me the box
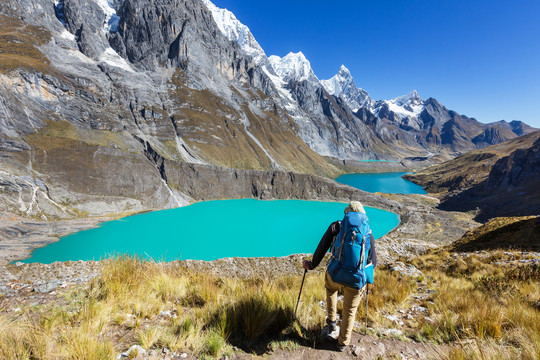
[99,47,134,72]
[261,65,294,103]
[201,0,265,60]
[386,101,417,118]
[93,0,120,32]
[60,30,75,41]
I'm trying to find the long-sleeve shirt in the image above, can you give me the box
[309,220,377,270]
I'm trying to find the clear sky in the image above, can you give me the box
[211,0,540,128]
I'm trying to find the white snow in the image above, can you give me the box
[93,0,120,32]
[261,65,294,103]
[320,64,374,111]
[391,90,420,106]
[99,47,134,72]
[386,90,424,117]
[201,0,265,60]
[320,64,353,96]
[268,52,318,82]
[60,30,75,41]
[386,101,417,117]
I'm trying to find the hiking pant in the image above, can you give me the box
[325,271,366,345]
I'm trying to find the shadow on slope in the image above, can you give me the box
[449,216,540,252]
[439,135,540,221]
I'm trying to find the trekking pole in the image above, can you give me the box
[365,283,369,335]
[294,269,307,320]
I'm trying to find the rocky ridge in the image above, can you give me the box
[406,131,540,220]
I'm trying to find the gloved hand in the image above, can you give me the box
[302,259,312,271]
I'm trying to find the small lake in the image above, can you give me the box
[336,172,427,194]
[21,199,399,264]
[357,159,399,162]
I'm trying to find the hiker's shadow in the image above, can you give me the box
[232,325,327,355]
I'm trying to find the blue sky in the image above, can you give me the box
[211,0,540,128]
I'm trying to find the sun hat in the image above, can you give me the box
[344,201,365,214]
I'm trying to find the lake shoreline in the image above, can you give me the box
[1,164,478,265]
[20,199,400,263]
[1,190,477,266]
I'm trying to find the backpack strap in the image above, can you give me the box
[359,234,366,269]
[330,220,341,260]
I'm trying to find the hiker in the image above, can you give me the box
[302,201,377,352]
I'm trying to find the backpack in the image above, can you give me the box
[327,211,374,289]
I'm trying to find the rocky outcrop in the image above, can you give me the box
[486,137,540,191]
[0,0,343,221]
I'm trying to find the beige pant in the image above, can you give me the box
[325,271,366,345]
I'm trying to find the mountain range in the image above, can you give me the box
[0,0,536,219]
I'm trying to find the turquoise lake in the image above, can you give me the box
[21,199,399,264]
[336,172,427,194]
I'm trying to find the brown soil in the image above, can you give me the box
[267,334,447,360]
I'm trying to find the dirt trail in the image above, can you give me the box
[268,333,447,360]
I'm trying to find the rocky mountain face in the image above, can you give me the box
[0,0,341,219]
[317,67,536,158]
[0,0,536,221]
[406,131,540,220]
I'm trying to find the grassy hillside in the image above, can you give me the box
[448,216,540,252]
[1,249,538,359]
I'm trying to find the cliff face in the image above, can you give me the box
[0,0,339,219]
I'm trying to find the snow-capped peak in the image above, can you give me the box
[321,64,354,96]
[268,52,318,82]
[201,0,265,60]
[391,90,422,107]
[321,65,373,111]
[375,90,425,120]
[339,64,351,75]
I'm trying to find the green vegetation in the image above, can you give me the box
[1,251,537,358]
[26,119,133,153]
[0,15,53,74]
[169,71,339,177]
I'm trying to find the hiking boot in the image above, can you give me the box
[327,319,339,332]
[320,324,339,341]
[335,342,347,352]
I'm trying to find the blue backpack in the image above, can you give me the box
[327,212,374,289]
